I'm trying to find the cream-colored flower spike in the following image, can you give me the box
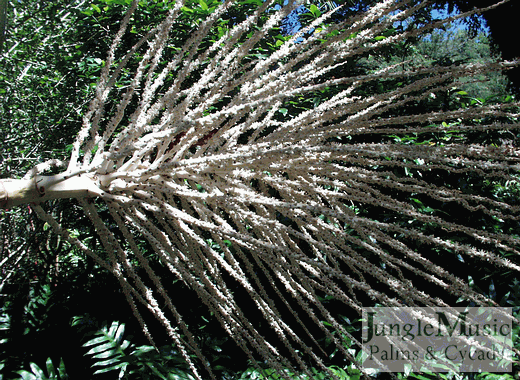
[1,0,519,378]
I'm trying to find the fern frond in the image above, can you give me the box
[83,321,131,375]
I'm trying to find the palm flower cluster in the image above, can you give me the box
[1,0,519,378]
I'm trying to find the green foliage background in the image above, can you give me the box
[0,0,518,379]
